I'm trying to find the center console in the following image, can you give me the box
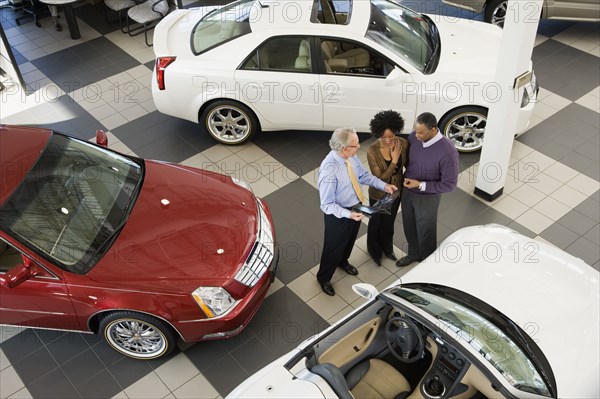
[421,342,470,399]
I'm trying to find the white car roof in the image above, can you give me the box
[401,224,599,397]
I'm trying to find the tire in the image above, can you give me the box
[438,107,488,153]
[484,0,508,27]
[99,311,176,360]
[200,100,259,145]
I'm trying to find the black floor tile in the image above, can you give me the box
[13,347,59,385]
[106,356,154,389]
[202,354,250,397]
[26,367,80,399]
[567,236,600,265]
[45,332,91,364]
[75,369,124,399]
[575,196,600,220]
[184,340,229,372]
[61,348,108,388]
[230,338,277,375]
[559,209,597,236]
[89,340,128,368]
[75,3,121,35]
[31,37,141,93]
[540,222,580,250]
[1,329,45,362]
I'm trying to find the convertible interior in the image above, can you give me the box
[286,293,505,399]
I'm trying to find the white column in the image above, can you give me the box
[474,0,542,201]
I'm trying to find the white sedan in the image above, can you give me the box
[152,0,538,152]
[227,225,599,399]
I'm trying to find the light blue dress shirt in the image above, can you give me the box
[318,151,387,219]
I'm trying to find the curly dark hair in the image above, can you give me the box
[369,110,405,138]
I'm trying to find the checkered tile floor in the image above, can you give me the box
[0,1,598,398]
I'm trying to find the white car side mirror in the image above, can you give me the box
[352,283,378,299]
[385,67,404,86]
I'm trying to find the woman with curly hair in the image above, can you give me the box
[366,110,409,266]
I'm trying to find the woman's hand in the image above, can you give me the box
[391,138,401,164]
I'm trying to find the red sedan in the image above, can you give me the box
[0,125,277,359]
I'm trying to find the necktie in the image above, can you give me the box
[346,158,366,204]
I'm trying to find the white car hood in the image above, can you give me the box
[401,225,600,398]
[430,16,503,80]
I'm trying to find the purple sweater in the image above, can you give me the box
[404,132,459,194]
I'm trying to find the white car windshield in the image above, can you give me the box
[191,0,253,55]
[0,133,142,274]
[366,0,439,73]
[393,286,552,397]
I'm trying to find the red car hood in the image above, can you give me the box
[87,160,258,293]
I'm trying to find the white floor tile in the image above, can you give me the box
[7,387,32,399]
[516,209,554,234]
[0,366,25,399]
[550,184,589,208]
[172,373,220,399]
[544,162,579,183]
[307,291,348,320]
[124,372,171,399]
[288,272,323,302]
[566,173,600,196]
[492,195,529,219]
[509,183,546,207]
[534,196,571,221]
[154,353,201,392]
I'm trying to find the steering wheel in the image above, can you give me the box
[385,316,425,363]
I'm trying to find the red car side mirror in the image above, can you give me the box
[0,255,38,289]
[96,130,108,147]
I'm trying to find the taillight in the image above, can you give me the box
[155,57,176,91]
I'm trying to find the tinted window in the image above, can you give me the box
[191,0,253,54]
[242,37,312,73]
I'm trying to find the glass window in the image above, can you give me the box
[242,37,312,73]
[191,0,253,55]
[0,133,143,274]
[0,240,23,273]
[320,38,393,76]
[313,0,351,24]
[366,0,439,73]
[394,286,552,397]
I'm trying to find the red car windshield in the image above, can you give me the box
[0,132,143,274]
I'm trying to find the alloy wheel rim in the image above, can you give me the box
[207,106,251,144]
[444,113,486,151]
[491,1,507,27]
[107,319,166,358]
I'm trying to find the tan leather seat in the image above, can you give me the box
[294,40,311,71]
[311,359,411,399]
[321,40,370,71]
[348,359,411,399]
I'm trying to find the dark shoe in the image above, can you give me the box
[321,281,335,296]
[369,253,382,266]
[384,252,397,261]
[341,264,358,276]
[396,255,418,267]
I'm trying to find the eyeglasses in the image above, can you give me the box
[346,145,359,148]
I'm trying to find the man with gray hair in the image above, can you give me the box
[317,127,397,296]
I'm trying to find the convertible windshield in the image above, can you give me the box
[392,285,553,397]
[191,0,253,55]
[0,133,142,274]
[367,0,438,73]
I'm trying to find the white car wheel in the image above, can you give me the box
[201,100,258,145]
[439,107,488,152]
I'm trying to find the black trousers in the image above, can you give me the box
[317,213,361,284]
[401,189,441,260]
[366,196,401,259]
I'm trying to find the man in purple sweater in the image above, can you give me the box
[396,112,459,267]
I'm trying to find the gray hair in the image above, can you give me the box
[329,127,357,152]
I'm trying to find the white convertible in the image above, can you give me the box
[227,225,599,399]
[152,0,538,152]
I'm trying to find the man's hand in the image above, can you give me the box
[384,184,398,194]
[350,211,364,221]
[403,178,420,189]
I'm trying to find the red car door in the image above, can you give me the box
[0,236,81,331]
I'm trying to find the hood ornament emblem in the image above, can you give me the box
[217,248,224,255]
